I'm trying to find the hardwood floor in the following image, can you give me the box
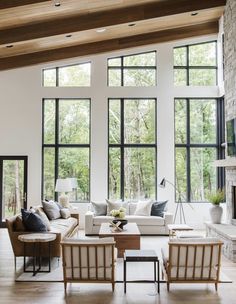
[1,228,236,304]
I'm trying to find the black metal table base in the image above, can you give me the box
[23,241,52,276]
[123,250,160,293]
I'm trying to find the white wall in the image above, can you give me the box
[0,33,220,228]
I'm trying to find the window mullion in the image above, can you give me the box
[54,98,59,200]
[121,98,124,200]
[186,98,191,202]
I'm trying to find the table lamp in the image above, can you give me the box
[55,178,72,208]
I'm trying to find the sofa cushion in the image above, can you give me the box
[21,209,47,232]
[151,201,168,217]
[35,208,51,231]
[14,215,26,232]
[42,200,61,220]
[106,199,128,215]
[93,216,113,226]
[60,208,71,219]
[126,215,165,226]
[92,215,164,226]
[50,217,78,239]
[91,201,107,216]
[134,200,152,216]
[128,202,138,215]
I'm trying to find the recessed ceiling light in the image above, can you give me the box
[54,1,61,7]
[128,23,136,27]
[66,34,72,38]
[96,28,106,33]
[191,12,198,16]
[6,44,13,48]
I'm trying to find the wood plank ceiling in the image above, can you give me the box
[0,0,226,70]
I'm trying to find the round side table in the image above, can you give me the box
[18,233,56,276]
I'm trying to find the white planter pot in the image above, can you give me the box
[209,205,223,224]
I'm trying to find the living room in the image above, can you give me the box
[1,0,236,303]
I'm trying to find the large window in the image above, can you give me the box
[108,98,157,200]
[175,98,224,202]
[174,41,217,86]
[43,62,91,87]
[42,99,90,202]
[108,51,156,87]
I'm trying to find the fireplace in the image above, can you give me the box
[232,186,236,225]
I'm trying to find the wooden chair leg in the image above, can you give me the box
[215,283,218,291]
[14,256,16,271]
[167,282,170,292]
[162,270,164,280]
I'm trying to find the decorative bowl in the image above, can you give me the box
[112,218,128,230]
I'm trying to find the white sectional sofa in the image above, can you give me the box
[85,202,173,235]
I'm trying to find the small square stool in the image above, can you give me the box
[123,249,160,293]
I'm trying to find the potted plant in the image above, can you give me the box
[207,188,225,224]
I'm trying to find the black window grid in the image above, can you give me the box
[174,97,225,203]
[42,98,91,201]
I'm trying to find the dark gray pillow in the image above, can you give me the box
[151,201,168,217]
[21,209,47,232]
[91,201,107,216]
[42,200,61,220]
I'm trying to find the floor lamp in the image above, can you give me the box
[159,177,188,224]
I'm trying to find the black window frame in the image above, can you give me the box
[108,97,157,200]
[175,97,225,203]
[42,61,91,87]
[107,50,157,87]
[42,98,91,202]
[174,40,218,86]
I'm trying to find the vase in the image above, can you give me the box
[209,205,223,224]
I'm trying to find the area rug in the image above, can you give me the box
[15,236,233,284]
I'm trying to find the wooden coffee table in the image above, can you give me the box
[99,223,140,258]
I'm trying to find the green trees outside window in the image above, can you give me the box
[42,99,90,202]
[108,98,157,200]
[174,41,217,86]
[175,98,223,202]
[108,51,156,86]
[43,62,91,87]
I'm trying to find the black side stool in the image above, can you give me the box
[123,249,160,293]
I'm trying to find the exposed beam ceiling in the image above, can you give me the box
[0,21,218,71]
[0,0,49,10]
[0,0,226,70]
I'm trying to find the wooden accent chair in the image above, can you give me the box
[61,237,116,293]
[161,238,223,291]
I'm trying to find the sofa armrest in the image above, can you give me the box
[163,212,173,233]
[85,211,94,235]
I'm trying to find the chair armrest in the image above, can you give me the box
[85,211,95,235]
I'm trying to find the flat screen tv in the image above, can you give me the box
[227,118,236,156]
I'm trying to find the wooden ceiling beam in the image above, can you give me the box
[0,0,49,10]
[0,21,218,71]
[0,0,225,44]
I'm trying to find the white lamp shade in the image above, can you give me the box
[55,178,72,192]
[68,178,78,189]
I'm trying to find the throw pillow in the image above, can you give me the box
[21,209,47,232]
[91,201,107,216]
[14,215,26,232]
[35,208,51,230]
[42,200,61,220]
[106,199,128,215]
[151,200,168,217]
[134,200,153,216]
[60,208,71,219]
